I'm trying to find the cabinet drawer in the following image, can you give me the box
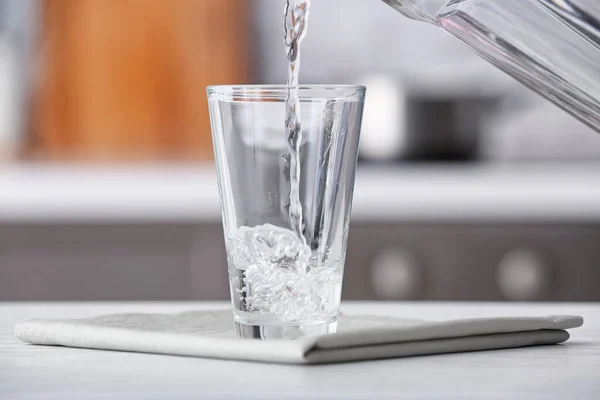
[343,224,600,301]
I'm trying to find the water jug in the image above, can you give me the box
[382,0,600,131]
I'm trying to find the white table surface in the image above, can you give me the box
[1,302,599,399]
[2,163,600,223]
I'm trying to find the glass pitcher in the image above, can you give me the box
[382,0,600,132]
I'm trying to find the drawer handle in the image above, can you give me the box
[371,248,422,300]
[496,248,551,301]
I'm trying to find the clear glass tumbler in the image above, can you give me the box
[207,85,365,339]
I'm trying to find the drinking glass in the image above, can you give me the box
[207,85,365,339]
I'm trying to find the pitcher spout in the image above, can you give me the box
[381,0,449,24]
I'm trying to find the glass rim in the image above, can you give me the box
[207,84,366,101]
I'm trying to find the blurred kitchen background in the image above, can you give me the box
[1,0,599,302]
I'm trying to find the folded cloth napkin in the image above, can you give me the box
[15,310,583,365]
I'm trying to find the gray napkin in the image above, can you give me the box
[15,310,583,364]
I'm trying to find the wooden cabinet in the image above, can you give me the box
[31,0,248,161]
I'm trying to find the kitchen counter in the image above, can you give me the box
[1,302,599,399]
[1,162,600,223]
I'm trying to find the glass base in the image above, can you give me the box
[235,320,338,339]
